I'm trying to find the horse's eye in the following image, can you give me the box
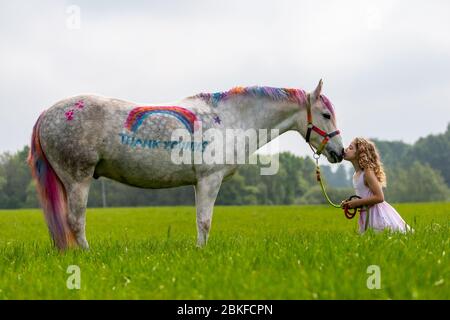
[322,113,331,120]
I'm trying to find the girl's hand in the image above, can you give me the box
[342,199,359,209]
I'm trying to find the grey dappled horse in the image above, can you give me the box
[28,80,344,250]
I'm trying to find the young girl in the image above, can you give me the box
[341,137,412,234]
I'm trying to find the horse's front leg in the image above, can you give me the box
[194,171,224,247]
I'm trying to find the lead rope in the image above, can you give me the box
[314,158,341,208]
[313,155,369,220]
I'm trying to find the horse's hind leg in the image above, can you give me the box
[66,179,92,249]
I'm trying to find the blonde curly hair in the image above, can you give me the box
[354,137,387,187]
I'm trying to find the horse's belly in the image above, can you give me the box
[94,150,197,188]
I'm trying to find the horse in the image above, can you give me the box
[28,79,344,250]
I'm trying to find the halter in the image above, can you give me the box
[305,93,341,158]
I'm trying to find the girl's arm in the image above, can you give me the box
[344,169,384,208]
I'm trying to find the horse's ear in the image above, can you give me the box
[313,79,323,99]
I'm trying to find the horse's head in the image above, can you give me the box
[296,80,344,163]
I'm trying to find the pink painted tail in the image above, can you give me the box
[27,112,76,250]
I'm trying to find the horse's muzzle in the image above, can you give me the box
[330,149,344,163]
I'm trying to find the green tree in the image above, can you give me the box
[217,172,259,205]
[1,130,448,208]
[298,186,354,205]
[0,146,32,208]
[385,162,449,202]
[320,164,351,188]
[24,181,39,208]
[410,123,450,186]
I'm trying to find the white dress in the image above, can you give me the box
[353,171,412,234]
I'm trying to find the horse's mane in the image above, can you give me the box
[319,94,335,116]
[188,85,335,116]
[188,86,308,107]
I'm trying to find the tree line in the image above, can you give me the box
[0,124,449,208]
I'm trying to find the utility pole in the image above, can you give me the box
[101,179,107,208]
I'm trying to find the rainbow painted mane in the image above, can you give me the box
[189,85,335,115]
[189,86,308,106]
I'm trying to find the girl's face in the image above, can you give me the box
[343,140,357,161]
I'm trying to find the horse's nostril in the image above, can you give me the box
[330,150,343,162]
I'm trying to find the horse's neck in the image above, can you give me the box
[225,96,305,138]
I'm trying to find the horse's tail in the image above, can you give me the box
[27,112,76,250]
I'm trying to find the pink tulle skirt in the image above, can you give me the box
[358,201,413,234]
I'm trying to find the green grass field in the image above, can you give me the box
[0,203,449,299]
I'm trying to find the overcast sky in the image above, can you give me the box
[1,0,449,159]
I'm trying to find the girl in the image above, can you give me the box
[341,137,412,234]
